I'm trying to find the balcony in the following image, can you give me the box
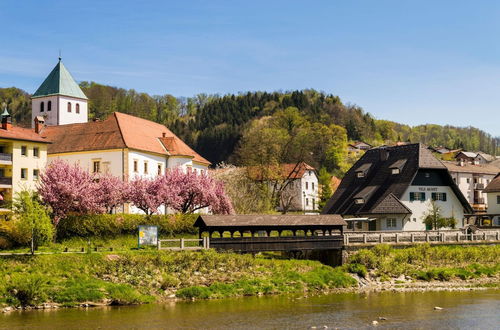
[0,153,12,165]
[0,177,12,187]
[474,183,485,190]
[473,197,485,205]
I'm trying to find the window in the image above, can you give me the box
[386,218,397,228]
[453,178,456,183]
[144,161,148,174]
[305,198,309,206]
[133,160,138,173]
[497,195,500,204]
[157,163,162,176]
[466,178,470,184]
[392,168,400,175]
[21,168,27,180]
[33,147,39,158]
[33,169,39,180]
[356,221,363,229]
[312,199,315,210]
[76,103,80,114]
[424,172,430,178]
[306,182,309,189]
[67,102,72,112]
[354,198,364,204]
[21,146,27,156]
[40,102,44,112]
[413,217,417,222]
[432,192,447,201]
[410,192,426,201]
[48,101,52,111]
[312,182,315,190]
[93,161,100,173]
[356,172,365,178]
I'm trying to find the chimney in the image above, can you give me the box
[379,147,389,161]
[162,132,166,138]
[34,116,45,134]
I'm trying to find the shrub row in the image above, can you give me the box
[56,213,198,240]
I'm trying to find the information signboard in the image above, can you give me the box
[138,225,158,247]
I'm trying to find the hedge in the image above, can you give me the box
[56,214,198,239]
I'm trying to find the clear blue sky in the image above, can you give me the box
[1,1,499,135]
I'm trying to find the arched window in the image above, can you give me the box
[47,101,52,111]
[40,102,44,112]
[76,103,80,114]
[67,102,72,112]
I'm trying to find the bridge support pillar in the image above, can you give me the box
[304,249,347,267]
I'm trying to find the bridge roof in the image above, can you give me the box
[194,214,346,229]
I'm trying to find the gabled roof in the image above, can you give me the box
[484,174,500,193]
[443,161,499,175]
[32,59,87,100]
[456,151,478,159]
[247,162,315,180]
[322,143,472,216]
[41,112,210,165]
[194,214,346,228]
[0,126,50,144]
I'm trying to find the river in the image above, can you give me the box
[1,290,499,329]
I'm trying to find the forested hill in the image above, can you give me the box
[1,83,499,167]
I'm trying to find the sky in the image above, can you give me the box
[0,1,499,136]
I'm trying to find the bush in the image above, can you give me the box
[176,286,211,299]
[56,213,197,239]
[7,273,48,306]
[347,263,368,278]
[348,249,378,269]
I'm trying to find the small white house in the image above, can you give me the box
[484,174,500,226]
[322,144,473,231]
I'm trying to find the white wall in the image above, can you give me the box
[449,171,495,207]
[301,170,319,212]
[32,95,88,127]
[48,150,124,178]
[128,150,167,180]
[400,185,466,230]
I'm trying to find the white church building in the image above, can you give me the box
[32,59,211,212]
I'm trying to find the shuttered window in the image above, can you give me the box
[432,192,447,201]
[410,192,425,201]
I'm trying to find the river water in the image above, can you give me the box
[1,290,499,329]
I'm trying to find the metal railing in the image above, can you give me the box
[0,177,12,185]
[0,153,12,162]
[344,230,500,246]
[157,237,210,250]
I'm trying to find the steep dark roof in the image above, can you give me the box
[322,143,472,215]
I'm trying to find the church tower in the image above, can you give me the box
[31,58,88,127]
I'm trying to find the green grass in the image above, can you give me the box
[0,249,356,307]
[348,244,500,280]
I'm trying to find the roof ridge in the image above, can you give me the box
[113,112,129,149]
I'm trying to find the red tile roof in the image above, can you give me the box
[0,126,50,144]
[484,174,500,193]
[41,112,210,165]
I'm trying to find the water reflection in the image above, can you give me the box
[1,290,499,329]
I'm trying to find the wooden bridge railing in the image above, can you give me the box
[344,229,500,246]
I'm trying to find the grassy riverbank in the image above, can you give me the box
[0,244,499,309]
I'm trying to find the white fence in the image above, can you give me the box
[157,237,210,250]
[344,229,500,246]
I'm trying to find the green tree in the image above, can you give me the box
[318,167,332,211]
[13,191,54,254]
[422,201,456,230]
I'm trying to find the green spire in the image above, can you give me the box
[32,59,88,99]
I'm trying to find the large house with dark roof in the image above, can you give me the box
[484,174,500,226]
[322,143,473,231]
[32,59,210,213]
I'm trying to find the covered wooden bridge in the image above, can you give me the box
[194,214,346,253]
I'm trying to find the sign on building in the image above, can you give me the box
[138,225,158,247]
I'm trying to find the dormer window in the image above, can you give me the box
[354,198,365,204]
[355,163,372,178]
[389,159,407,175]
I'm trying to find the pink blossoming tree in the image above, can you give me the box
[98,174,128,214]
[38,160,104,225]
[165,168,234,214]
[127,176,164,215]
